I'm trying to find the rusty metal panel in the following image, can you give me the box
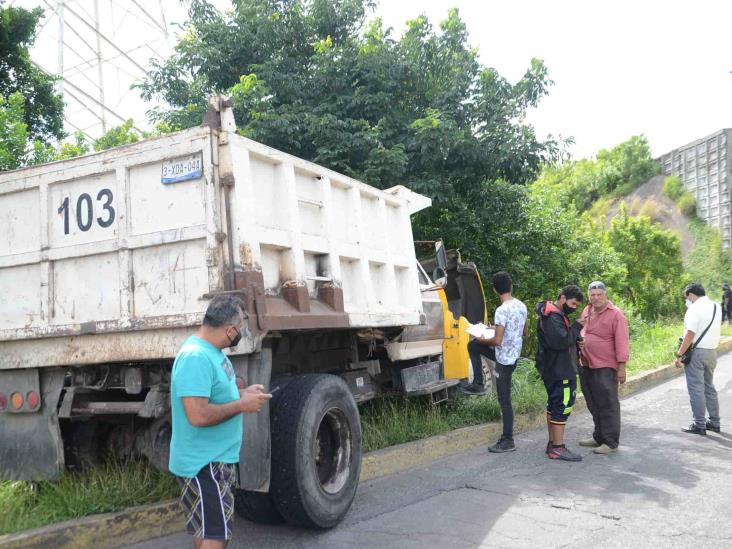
[228,135,429,329]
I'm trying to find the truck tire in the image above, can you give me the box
[232,376,291,525]
[234,489,284,524]
[270,374,362,529]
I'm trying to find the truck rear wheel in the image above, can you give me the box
[270,374,361,529]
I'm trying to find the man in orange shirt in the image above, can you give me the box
[578,281,630,455]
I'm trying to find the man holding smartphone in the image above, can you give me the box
[170,295,272,549]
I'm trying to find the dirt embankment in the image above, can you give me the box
[606,174,694,258]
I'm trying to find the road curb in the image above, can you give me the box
[3,337,731,548]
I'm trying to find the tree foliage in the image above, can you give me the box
[685,219,732,301]
[529,136,687,321]
[142,2,562,190]
[663,175,696,217]
[0,92,27,171]
[0,2,64,142]
[140,0,568,310]
[92,120,141,151]
[533,135,659,212]
[605,204,685,319]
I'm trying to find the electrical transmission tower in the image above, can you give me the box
[12,0,185,139]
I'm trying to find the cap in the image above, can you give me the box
[588,281,606,291]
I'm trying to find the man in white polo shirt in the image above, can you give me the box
[675,282,722,435]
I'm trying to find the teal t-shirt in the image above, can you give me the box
[169,336,243,477]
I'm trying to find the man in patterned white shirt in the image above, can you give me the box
[463,271,528,452]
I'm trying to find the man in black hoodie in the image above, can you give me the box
[536,285,586,462]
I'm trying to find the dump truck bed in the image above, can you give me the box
[0,125,430,369]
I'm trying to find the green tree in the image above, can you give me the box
[0,92,27,170]
[605,204,685,319]
[92,119,142,151]
[141,3,562,188]
[0,2,64,142]
[140,1,566,296]
[534,135,659,211]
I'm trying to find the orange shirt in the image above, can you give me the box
[579,302,630,369]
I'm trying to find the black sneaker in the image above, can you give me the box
[459,383,486,396]
[488,436,516,453]
[681,424,706,436]
[705,421,721,433]
[547,444,582,462]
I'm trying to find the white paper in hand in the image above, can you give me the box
[466,322,495,340]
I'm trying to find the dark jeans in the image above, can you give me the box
[723,303,732,323]
[468,340,515,438]
[578,366,621,448]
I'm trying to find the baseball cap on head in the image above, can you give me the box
[588,281,606,291]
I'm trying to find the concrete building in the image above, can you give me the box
[658,129,732,248]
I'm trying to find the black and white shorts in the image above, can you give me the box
[177,462,237,540]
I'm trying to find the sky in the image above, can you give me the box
[374,0,732,159]
[14,0,732,160]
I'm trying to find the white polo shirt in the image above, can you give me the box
[683,295,721,349]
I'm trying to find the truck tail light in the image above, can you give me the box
[0,392,7,411]
[26,390,40,410]
[10,392,23,410]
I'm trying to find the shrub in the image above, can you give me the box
[677,192,696,217]
[663,175,685,201]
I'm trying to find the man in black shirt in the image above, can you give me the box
[535,285,586,462]
[722,283,732,325]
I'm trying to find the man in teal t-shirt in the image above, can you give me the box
[170,295,271,547]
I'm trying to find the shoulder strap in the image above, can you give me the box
[692,303,717,349]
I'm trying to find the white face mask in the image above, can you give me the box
[685,299,693,308]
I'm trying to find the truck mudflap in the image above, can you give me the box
[0,368,66,480]
[233,346,272,492]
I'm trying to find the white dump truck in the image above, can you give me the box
[0,98,486,528]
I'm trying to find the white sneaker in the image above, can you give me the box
[578,437,600,448]
[592,444,617,454]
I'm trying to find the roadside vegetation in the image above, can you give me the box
[0,460,177,536]
[663,175,697,217]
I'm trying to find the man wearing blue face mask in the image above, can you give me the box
[535,285,587,461]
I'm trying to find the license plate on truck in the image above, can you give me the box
[161,153,203,184]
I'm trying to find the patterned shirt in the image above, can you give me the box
[494,298,528,365]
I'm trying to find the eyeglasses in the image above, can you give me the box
[588,281,606,291]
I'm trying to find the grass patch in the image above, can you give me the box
[625,321,681,376]
[361,358,545,453]
[0,459,177,536]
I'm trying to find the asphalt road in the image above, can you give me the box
[131,356,732,549]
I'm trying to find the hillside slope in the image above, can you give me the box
[606,174,695,257]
